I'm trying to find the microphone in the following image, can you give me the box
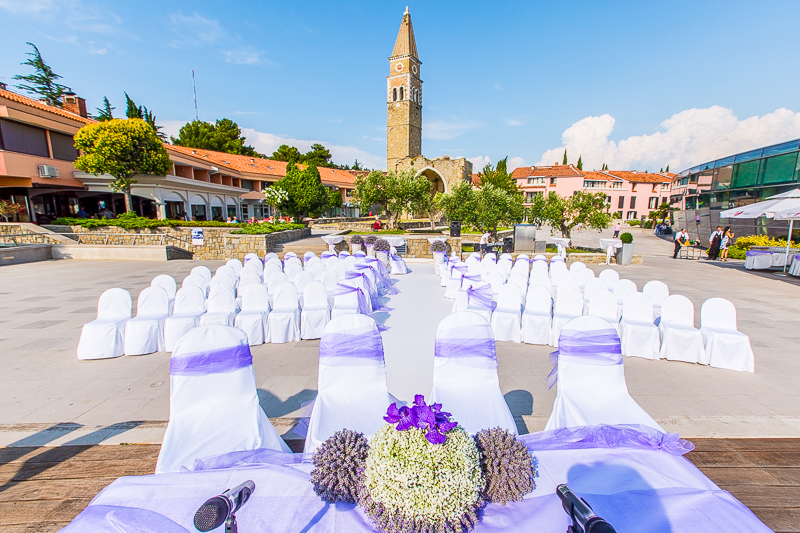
[556,484,617,533]
[194,480,255,532]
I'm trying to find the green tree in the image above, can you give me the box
[576,155,583,171]
[328,187,344,212]
[303,143,333,168]
[13,42,71,106]
[437,181,524,237]
[528,191,611,238]
[562,149,568,165]
[73,119,172,213]
[95,97,114,122]
[352,159,363,170]
[172,119,261,156]
[351,169,420,229]
[123,93,165,140]
[665,164,670,172]
[436,180,477,230]
[271,163,330,222]
[271,144,304,163]
[124,92,141,119]
[648,201,672,223]
[407,175,441,230]
[477,156,517,194]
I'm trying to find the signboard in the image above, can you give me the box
[191,228,204,246]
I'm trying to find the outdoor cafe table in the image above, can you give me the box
[598,238,622,265]
[551,237,570,258]
[62,425,768,532]
[320,235,343,253]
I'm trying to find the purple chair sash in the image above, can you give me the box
[459,273,482,288]
[745,250,773,256]
[334,283,372,316]
[321,252,333,259]
[466,284,497,311]
[435,330,497,368]
[449,263,467,275]
[345,271,379,309]
[519,424,694,456]
[359,259,398,294]
[320,332,384,366]
[546,329,622,389]
[170,344,253,376]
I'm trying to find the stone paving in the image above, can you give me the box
[1,227,799,447]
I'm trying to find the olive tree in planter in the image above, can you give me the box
[616,232,634,265]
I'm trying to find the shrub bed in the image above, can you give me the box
[52,213,303,234]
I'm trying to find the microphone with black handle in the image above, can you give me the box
[194,480,255,533]
[556,484,617,533]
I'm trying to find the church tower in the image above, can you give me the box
[386,7,422,170]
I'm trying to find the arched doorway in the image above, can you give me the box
[417,167,446,194]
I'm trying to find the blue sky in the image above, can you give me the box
[1,0,799,172]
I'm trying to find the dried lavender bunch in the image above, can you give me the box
[474,428,537,505]
[359,494,482,533]
[310,429,369,503]
[365,234,378,245]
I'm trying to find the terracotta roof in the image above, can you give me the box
[390,7,419,60]
[512,164,583,178]
[581,170,620,181]
[603,170,672,184]
[0,87,94,124]
[472,173,481,186]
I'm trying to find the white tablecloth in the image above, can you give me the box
[599,238,623,265]
[744,252,774,270]
[790,255,800,276]
[321,235,343,253]
[384,237,406,247]
[551,238,570,257]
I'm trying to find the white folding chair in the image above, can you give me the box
[322,270,339,310]
[151,275,177,314]
[301,281,330,340]
[234,284,270,345]
[431,312,517,435]
[304,315,392,453]
[598,268,620,286]
[587,289,621,335]
[164,286,206,352]
[77,288,131,360]
[521,285,552,345]
[643,280,670,319]
[613,279,638,318]
[700,298,755,372]
[620,292,660,359]
[491,284,523,343]
[267,283,300,343]
[200,285,238,326]
[551,287,583,347]
[124,286,170,355]
[659,295,705,364]
[155,325,290,474]
[544,316,663,432]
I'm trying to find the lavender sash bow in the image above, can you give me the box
[320,332,384,366]
[435,326,497,368]
[449,263,467,276]
[334,283,372,316]
[466,284,497,311]
[170,345,253,376]
[359,259,398,295]
[546,329,622,389]
[345,271,379,309]
[459,273,482,288]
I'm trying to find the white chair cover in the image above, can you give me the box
[491,284,522,343]
[182,274,208,297]
[244,253,262,268]
[284,263,303,284]
[242,260,263,277]
[308,261,327,281]
[331,281,372,318]
[239,272,263,290]
[643,280,670,319]
[200,285,238,326]
[265,258,283,272]
[659,295,706,364]
[267,283,301,343]
[574,268,595,292]
[151,275,177,314]
[612,279,638,317]
[303,251,317,264]
[389,251,407,274]
[507,273,528,296]
[304,315,392,453]
[569,261,587,274]
[587,290,621,335]
[294,271,316,309]
[484,271,505,298]
[619,293,660,360]
[322,270,339,309]
[544,316,663,432]
[598,268,620,286]
[267,272,289,306]
[459,281,495,323]
[226,259,243,278]
[521,285,552,345]
[190,266,212,291]
[284,252,298,259]
[164,286,206,352]
[124,287,170,355]
[700,298,755,372]
[216,265,237,283]
[234,284,270,345]
[301,281,330,340]
[77,288,131,360]
[551,287,583,347]
[430,313,517,435]
[556,275,580,304]
[155,326,290,474]
[265,252,279,261]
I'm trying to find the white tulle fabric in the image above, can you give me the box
[545,316,663,432]
[301,281,330,340]
[124,287,170,355]
[521,285,552,345]
[620,293,660,360]
[267,283,300,343]
[164,286,206,352]
[700,298,755,372]
[430,312,517,435]
[155,326,290,474]
[659,295,706,364]
[77,288,132,360]
[491,284,522,342]
[304,315,392,453]
[234,284,270,346]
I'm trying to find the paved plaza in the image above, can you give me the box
[1,228,800,449]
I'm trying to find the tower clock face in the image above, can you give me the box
[395,62,403,72]
[412,65,417,74]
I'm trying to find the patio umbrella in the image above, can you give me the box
[720,188,800,273]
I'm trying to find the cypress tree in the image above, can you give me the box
[124,92,142,119]
[562,149,568,165]
[95,96,114,121]
[13,42,72,107]
[576,155,583,171]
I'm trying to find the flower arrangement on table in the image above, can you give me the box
[310,395,537,533]
[364,234,378,246]
[373,238,391,253]
[430,240,448,254]
[350,234,365,245]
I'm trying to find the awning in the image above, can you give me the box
[0,176,33,188]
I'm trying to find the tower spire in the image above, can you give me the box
[391,7,418,60]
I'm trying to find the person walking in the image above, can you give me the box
[720,226,734,261]
[613,223,621,238]
[673,228,689,259]
[708,226,723,260]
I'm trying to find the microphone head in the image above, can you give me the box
[193,496,231,532]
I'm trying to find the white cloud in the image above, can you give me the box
[168,11,225,46]
[504,118,525,127]
[536,106,800,172]
[507,156,526,171]
[467,156,491,171]
[222,46,265,65]
[424,119,479,141]
[0,0,54,13]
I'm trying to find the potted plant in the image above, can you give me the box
[616,232,634,265]
[364,234,378,256]
[430,240,447,265]
[373,238,391,266]
[350,234,364,252]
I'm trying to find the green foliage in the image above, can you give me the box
[562,149,568,165]
[95,97,114,121]
[620,232,633,244]
[124,93,140,119]
[123,93,165,140]
[477,157,517,194]
[528,191,611,238]
[733,234,796,250]
[642,220,653,229]
[271,143,336,168]
[627,220,641,226]
[13,42,71,107]
[73,119,172,212]
[328,187,344,210]
[611,211,622,219]
[271,163,329,221]
[437,181,524,235]
[271,144,303,162]
[666,164,670,172]
[52,213,302,232]
[351,169,424,229]
[648,201,672,222]
[407,174,440,229]
[172,118,261,156]
[576,155,583,171]
[0,200,26,221]
[727,246,746,260]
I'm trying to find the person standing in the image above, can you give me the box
[479,230,491,253]
[613,223,621,238]
[708,226,723,260]
[673,228,689,259]
[720,227,734,261]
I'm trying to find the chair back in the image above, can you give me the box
[435,312,496,368]
[284,263,303,283]
[643,280,670,306]
[239,272,262,288]
[182,274,207,295]
[660,294,695,328]
[555,287,583,316]
[507,273,528,295]
[322,270,339,291]
[587,290,619,324]
[598,268,620,285]
[303,281,329,310]
[525,285,552,313]
[265,257,283,272]
[485,272,505,294]
[701,297,738,331]
[308,262,327,280]
[173,286,205,315]
[295,271,315,293]
[265,252,279,261]
[569,261,587,274]
[151,275,177,299]
[267,271,289,290]
[226,259,243,277]
[621,292,654,322]
[613,279,638,303]
[207,285,237,313]
[190,266,212,285]
[243,253,261,266]
[97,288,132,321]
[284,252,298,260]
[496,284,522,313]
[583,278,608,299]
[215,265,237,283]
[241,284,270,313]
[136,286,170,317]
[303,251,317,263]
[273,283,299,311]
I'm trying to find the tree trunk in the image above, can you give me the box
[124,188,133,213]
[428,211,437,230]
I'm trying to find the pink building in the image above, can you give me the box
[511,164,673,220]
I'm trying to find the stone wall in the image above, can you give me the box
[0,223,73,245]
[403,235,461,258]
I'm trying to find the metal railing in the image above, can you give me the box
[0,232,192,247]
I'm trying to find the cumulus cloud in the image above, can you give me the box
[466,155,527,172]
[507,156,526,171]
[504,118,525,127]
[536,106,800,172]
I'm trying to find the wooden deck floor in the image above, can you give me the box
[0,439,798,532]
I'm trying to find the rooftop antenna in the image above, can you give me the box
[192,70,199,121]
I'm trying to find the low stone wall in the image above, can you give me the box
[307,217,368,228]
[0,223,72,245]
[311,218,445,233]
[0,244,53,266]
[403,235,461,258]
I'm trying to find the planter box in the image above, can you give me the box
[615,243,635,266]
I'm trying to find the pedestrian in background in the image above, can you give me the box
[613,223,621,238]
[720,227,734,261]
[708,226,723,260]
[673,228,689,259]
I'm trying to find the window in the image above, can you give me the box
[399,86,404,100]
[714,165,733,190]
[648,197,658,209]
[761,152,798,184]
[630,196,636,209]
[0,119,49,157]
[527,177,545,185]
[392,88,397,101]
[618,196,625,209]
[609,181,622,189]
[583,180,605,188]
[50,131,78,161]
[525,191,542,202]
[626,211,637,220]
[550,177,557,185]
[732,160,761,188]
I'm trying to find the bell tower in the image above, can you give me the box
[387,7,422,170]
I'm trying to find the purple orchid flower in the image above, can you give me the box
[384,395,458,444]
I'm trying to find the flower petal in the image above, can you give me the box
[414,394,426,407]
[425,428,446,445]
